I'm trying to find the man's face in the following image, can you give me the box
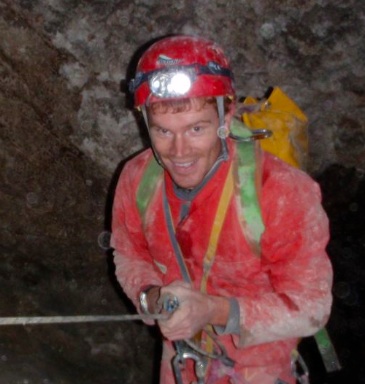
[148,100,231,189]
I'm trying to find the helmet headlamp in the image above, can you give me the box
[129,62,233,101]
[149,70,194,98]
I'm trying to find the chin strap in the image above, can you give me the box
[216,96,229,139]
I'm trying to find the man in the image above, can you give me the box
[111,35,333,384]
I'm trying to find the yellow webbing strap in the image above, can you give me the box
[200,162,234,293]
[198,163,234,355]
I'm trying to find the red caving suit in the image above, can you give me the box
[111,138,333,384]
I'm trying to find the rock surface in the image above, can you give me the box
[0,0,364,383]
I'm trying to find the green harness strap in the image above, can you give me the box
[136,119,340,373]
[230,119,265,255]
[231,121,341,373]
[136,156,163,225]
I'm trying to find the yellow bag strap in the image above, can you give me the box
[193,162,234,356]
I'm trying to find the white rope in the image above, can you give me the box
[0,313,168,326]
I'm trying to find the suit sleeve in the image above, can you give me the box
[234,156,333,347]
[110,159,163,312]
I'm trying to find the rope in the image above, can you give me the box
[0,313,168,326]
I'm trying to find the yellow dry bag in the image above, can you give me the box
[241,87,308,170]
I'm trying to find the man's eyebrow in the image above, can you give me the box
[187,119,212,126]
[150,119,212,129]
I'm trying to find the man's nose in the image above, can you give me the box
[170,135,189,157]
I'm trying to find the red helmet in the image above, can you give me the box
[129,35,235,108]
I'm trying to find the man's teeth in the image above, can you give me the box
[174,161,194,167]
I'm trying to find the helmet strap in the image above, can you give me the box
[216,96,228,139]
[141,105,149,129]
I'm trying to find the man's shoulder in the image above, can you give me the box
[116,148,155,190]
[121,147,160,180]
[263,152,312,181]
[262,151,321,198]
[124,148,154,171]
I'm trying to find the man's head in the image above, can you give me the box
[129,35,235,108]
[129,35,236,188]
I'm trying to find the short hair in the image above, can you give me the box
[147,96,234,115]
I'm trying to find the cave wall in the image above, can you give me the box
[0,0,364,383]
[3,0,364,176]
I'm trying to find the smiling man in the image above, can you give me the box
[111,35,333,384]
[148,98,232,189]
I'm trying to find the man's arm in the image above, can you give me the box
[111,158,163,319]
[232,156,333,347]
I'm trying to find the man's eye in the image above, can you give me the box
[154,127,169,135]
[192,126,202,132]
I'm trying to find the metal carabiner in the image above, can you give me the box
[229,128,273,142]
[172,329,235,384]
[291,350,310,384]
[183,328,235,368]
[172,341,207,384]
[172,352,185,384]
[165,298,234,383]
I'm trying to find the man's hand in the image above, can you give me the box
[157,280,230,340]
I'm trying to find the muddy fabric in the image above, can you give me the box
[111,138,333,384]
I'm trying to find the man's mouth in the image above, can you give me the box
[170,160,197,174]
[173,161,195,168]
